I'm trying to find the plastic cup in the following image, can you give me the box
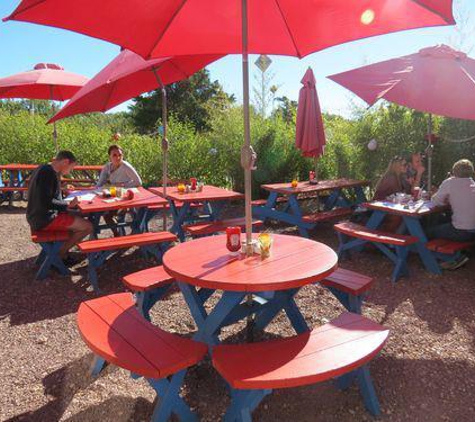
[258,233,272,259]
[110,186,117,197]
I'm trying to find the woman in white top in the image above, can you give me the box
[97,144,142,236]
[97,144,142,188]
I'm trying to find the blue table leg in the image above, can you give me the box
[366,210,387,229]
[169,201,190,241]
[354,186,368,205]
[403,216,442,275]
[252,192,278,223]
[287,194,309,237]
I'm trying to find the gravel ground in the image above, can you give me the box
[1,203,475,422]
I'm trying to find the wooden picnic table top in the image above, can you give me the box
[163,233,337,292]
[364,200,449,218]
[261,178,370,195]
[149,185,244,203]
[0,164,103,172]
[77,187,167,214]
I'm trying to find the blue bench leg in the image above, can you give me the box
[36,241,71,280]
[356,365,381,416]
[323,286,362,314]
[135,284,172,321]
[146,369,198,422]
[90,355,107,376]
[224,389,272,422]
[392,246,409,283]
[35,249,46,266]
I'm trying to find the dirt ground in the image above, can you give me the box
[1,203,474,422]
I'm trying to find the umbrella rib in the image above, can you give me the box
[409,0,454,23]
[167,59,191,80]
[274,0,301,58]
[148,0,189,58]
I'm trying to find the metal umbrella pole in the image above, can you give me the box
[152,68,169,230]
[241,0,254,256]
[427,113,433,192]
[49,85,59,153]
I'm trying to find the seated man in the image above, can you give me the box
[430,159,475,269]
[27,150,93,266]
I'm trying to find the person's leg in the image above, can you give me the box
[428,222,475,242]
[59,216,93,257]
[103,211,120,237]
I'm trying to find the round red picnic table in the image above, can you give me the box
[163,234,337,345]
[163,233,337,292]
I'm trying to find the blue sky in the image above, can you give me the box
[1,0,474,117]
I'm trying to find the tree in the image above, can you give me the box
[128,69,234,134]
[272,96,298,123]
[0,99,53,115]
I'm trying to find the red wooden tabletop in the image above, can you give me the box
[78,187,167,214]
[0,164,103,171]
[163,234,338,292]
[149,185,244,202]
[261,178,369,195]
[364,200,448,217]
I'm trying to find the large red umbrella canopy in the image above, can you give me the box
[5,1,454,59]
[328,44,475,121]
[0,63,88,101]
[295,68,326,159]
[4,0,454,250]
[49,49,222,122]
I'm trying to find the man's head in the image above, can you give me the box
[452,159,474,178]
[53,150,77,175]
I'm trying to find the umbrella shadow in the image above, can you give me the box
[4,353,113,422]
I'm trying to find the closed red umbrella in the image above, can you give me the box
[5,0,455,250]
[0,63,88,151]
[328,44,475,190]
[295,68,326,178]
[50,49,222,195]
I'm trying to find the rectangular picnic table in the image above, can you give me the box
[364,200,449,274]
[254,178,369,237]
[149,185,244,241]
[77,187,168,237]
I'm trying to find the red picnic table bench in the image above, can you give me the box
[253,178,369,237]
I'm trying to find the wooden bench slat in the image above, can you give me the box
[78,231,177,253]
[79,293,206,379]
[334,222,418,246]
[213,312,389,389]
[321,268,373,295]
[0,187,28,192]
[183,217,263,236]
[302,208,353,224]
[122,266,174,292]
[426,238,475,254]
[147,201,203,211]
[251,197,288,207]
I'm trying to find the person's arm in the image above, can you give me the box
[96,164,110,187]
[38,171,68,211]
[431,179,450,206]
[123,162,142,188]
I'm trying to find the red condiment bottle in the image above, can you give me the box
[225,226,241,255]
[190,177,197,190]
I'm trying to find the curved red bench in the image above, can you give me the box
[320,268,374,313]
[213,312,389,419]
[122,265,175,320]
[77,293,207,421]
[31,230,71,280]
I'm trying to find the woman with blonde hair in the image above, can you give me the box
[373,156,409,200]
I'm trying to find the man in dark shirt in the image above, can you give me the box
[27,150,92,265]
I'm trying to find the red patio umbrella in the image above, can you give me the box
[328,44,475,190]
[49,49,222,195]
[295,67,326,179]
[0,63,88,151]
[5,0,455,251]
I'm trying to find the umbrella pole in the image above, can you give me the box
[50,86,59,153]
[427,113,433,192]
[241,0,253,256]
[153,69,169,230]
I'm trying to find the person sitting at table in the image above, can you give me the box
[97,144,142,236]
[373,156,410,200]
[26,150,93,267]
[96,144,142,188]
[402,152,426,193]
[429,159,475,269]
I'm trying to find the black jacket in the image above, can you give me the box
[26,164,69,231]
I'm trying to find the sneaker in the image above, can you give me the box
[440,255,469,270]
